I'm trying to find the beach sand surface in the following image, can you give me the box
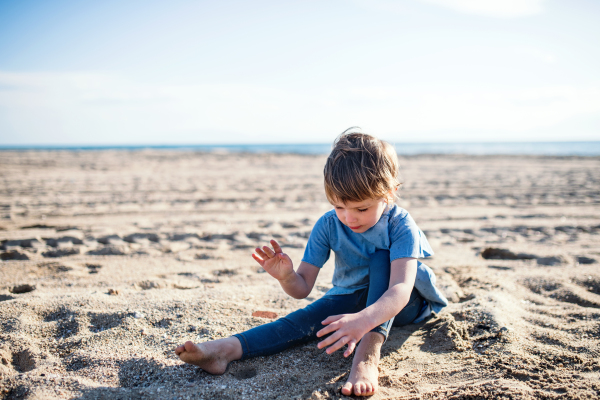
[1,150,599,399]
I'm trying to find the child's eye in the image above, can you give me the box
[358,208,368,212]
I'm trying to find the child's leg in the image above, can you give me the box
[341,250,423,396]
[367,250,424,333]
[338,250,388,396]
[234,292,363,359]
[342,331,383,396]
[176,292,364,373]
[392,288,425,326]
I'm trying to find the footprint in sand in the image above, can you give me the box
[480,247,537,260]
[136,280,165,290]
[0,250,30,260]
[42,248,80,258]
[178,272,200,279]
[96,235,125,245]
[522,277,562,294]
[231,367,258,380]
[194,253,213,260]
[123,233,160,243]
[86,246,127,256]
[3,348,39,373]
[89,312,126,333]
[522,277,600,308]
[212,268,237,277]
[44,309,80,339]
[153,318,173,328]
[38,262,72,272]
[86,263,102,274]
[573,275,600,295]
[576,256,597,265]
[10,284,36,294]
[44,236,83,247]
[536,256,566,266]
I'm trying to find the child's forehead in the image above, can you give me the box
[331,197,380,208]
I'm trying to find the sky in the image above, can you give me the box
[0,0,599,145]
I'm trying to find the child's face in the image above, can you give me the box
[332,197,389,233]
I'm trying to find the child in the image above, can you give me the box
[176,128,448,397]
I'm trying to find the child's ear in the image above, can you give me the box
[387,188,398,202]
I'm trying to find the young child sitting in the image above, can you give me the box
[175,128,448,397]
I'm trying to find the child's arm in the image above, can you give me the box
[315,257,418,357]
[252,239,320,299]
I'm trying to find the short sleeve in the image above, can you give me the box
[301,214,331,268]
[389,211,433,261]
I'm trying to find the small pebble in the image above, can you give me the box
[252,311,278,319]
[134,312,144,319]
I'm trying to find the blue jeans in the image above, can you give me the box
[234,250,424,360]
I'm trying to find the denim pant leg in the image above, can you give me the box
[234,291,365,360]
[366,250,393,338]
[392,289,425,327]
[367,250,425,339]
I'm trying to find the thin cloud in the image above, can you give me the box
[1,71,599,144]
[418,0,546,17]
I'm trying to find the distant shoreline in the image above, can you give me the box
[1,141,600,156]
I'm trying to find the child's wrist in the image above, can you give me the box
[278,271,297,285]
[359,308,382,331]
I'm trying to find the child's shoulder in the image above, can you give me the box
[312,209,338,228]
[386,204,410,222]
[386,204,419,230]
[317,208,337,222]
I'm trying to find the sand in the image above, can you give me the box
[0,150,599,400]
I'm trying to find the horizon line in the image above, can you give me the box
[2,140,600,149]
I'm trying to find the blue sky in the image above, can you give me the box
[1,0,599,145]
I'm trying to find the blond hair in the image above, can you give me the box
[324,128,401,204]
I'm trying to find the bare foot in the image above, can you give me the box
[341,332,383,396]
[174,337,243,375]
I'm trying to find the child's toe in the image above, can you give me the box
[354,382,365,396]
[341,382,353,395]
[183,341,197,351]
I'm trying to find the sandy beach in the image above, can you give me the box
[1,150,599,399]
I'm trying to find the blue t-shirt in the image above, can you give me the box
[302,204,434,296]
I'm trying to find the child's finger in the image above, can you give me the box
[343,340,357,358]
[270,240,283,253]
[251,254,265,266]
[324,336,350,354]
[254,248,268,259]
[316,322,338,337]
[321,314,343,325]
[262,246,276,257]
[317,331,343,349]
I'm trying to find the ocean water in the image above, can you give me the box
[2,142,600,156]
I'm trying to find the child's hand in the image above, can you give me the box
[252,240,294,282]
[316,313,370,357]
